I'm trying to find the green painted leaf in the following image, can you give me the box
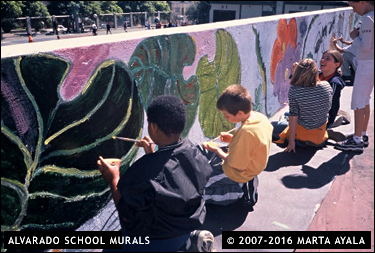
[1,55,143,231]
[129,34,199,136]
[197,29,241,138]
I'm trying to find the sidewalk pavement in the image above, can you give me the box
[296,89,374,252]
[201,86,374,252]
[70,86,373,253]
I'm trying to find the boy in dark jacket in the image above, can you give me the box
[98,95,214,252]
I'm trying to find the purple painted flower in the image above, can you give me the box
[299,19,308,37]
[273,43,301,104]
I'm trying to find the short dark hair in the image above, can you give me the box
[147,95,186,135]
[216,84,252,115]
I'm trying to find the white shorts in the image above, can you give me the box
[351,59,374,110]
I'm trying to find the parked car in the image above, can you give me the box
[44,25,68,35]
[57,25,68,33]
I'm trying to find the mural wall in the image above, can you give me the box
[1,8,358,233]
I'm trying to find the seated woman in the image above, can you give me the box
[319,49,349,128]
[272,58,333,152]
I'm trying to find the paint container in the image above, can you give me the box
[98,158,121,166]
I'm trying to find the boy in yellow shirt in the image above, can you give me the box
[203,84,273,209]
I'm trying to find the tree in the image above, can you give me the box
[186,1,210,24]
[101,1,123,14]
[80,1,102,18]
[22,1,50,17]
[46,1,102,17]
[22,1,50,31]
[117,1,170,14]
[1,1,24,19]
[46,1,79,16]
[1,1,25,32]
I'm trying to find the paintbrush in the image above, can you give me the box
[210,127,237,142]
[112,136,155,144]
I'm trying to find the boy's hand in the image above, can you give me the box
[135,136,155,154]
[220,132,233,143]
[202,142,229,162]
[97,156,121,185]
[202,141,221,153]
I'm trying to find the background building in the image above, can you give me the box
[209,1,349,22]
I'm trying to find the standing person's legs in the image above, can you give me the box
[354,108,366,138]
[352,60,374,139]
[335,59,374,151]
[363,104,370,133]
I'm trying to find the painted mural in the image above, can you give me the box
[1,8,357,236]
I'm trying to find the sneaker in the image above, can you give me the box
[362,135,369,148]
[187,230,214,252]
[335,137,364,152]
[346,134,369,148]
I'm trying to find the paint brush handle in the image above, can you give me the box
[113,136,155,144]
[210,127,237,142]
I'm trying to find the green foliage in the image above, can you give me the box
[80,1,102,17]
[43,1,125,20]
[22,1,50,17]
[101,1,123,14]
[117,1,170,15]
[186,1,210,23]
[197,30,241,138]
[1,1,24,31]
[45,1,79,15]
[1,55,143,232]
[252,85,263,113]
[1,1,24,19]
[129,34,198,137]
[1,1,171,31]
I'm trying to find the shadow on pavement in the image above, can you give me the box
[265,146,318,172]
[200,201,249,236]
[281,151,358,189]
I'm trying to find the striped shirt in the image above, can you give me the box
[288,81,333,130]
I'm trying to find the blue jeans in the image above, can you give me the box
[271,121,288,141]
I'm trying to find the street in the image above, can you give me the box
[1,26,153,46]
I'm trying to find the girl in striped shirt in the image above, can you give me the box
[273,59,333,152]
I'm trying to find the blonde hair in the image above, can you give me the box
[290,58,320,88]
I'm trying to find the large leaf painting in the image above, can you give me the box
[129,34,198,136]
[1,54,143,231]
[197,29,241,138]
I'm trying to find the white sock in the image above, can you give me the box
[353,135,362,144]
[362,131,367,137]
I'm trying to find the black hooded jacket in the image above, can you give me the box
[117,138,213,239]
